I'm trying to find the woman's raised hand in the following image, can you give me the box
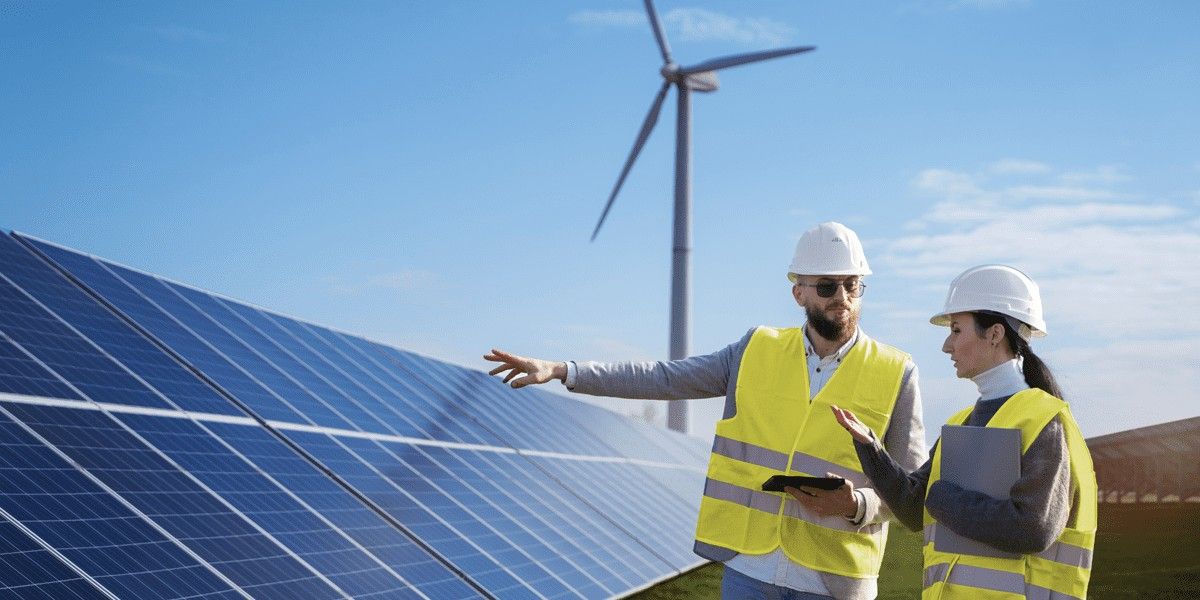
[831,405,874,444]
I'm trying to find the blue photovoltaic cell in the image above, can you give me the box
[203,420,483,600]
[23,238,311,424]
[255,315,676,589]
[284,429,538,599]
[243,313,680,591]
[1,234,240,416]
[104,264,356,430]
[293,320,500,444]
[462,450,670,584]
[534,457,701,570]
[0,272,170,411]
[0,518,109,600]
[0,402,244,600]
[221,297,475,443]
[333,436,579,599]
[312,329,691,581]
[114,412,418,599]
[167,284,393,435]
[0,334,83,401]
[413,445,615,598]
[2,403,343,600]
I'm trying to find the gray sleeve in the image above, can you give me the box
[570,328,755,401]
[856,361,928,526]
[925,417,1071,554]
[854,436,934,532]
[881,362,928,472]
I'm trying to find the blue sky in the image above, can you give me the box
[3,1,1197,445]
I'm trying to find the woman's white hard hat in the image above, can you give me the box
[930,264,1047,339]
[786,222,872,282]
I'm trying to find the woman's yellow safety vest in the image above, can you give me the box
[694,326,909,578]
[922,388,1097,600]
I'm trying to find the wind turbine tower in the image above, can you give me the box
[590,0,815,433]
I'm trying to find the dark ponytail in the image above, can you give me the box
[973,311,1063,400]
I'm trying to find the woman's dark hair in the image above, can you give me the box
[972,311,1063,399]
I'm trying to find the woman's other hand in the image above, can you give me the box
[831,405,873,444]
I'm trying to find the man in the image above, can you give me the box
[485,222,926,600]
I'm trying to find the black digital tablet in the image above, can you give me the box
[761,474,846,493]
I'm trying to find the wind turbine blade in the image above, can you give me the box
[644,0,672,64]
[678,45,815,75]
[591,81,672,242]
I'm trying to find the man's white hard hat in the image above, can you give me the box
[787,221,872,282]
[930,264,1047,339]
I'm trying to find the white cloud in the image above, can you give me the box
[989,159,1051,175]
[569,7,796,47]
[1058,165,1130,186]
[1002,185,1121,202]
[664,8,795,46]
[567,10,645,28]
[913,169,981,198]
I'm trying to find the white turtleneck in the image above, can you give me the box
[971,358,1028,401]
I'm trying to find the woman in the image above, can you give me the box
[831,265,1097,600]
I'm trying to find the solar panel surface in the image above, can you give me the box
[0,231,708,599]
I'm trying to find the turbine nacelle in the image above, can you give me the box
[660,63,719,92]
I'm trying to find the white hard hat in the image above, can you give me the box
[930,264,1047,339]
[786,222,872,282]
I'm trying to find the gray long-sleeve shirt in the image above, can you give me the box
[569,326,927,600]
[853,360,1071,554]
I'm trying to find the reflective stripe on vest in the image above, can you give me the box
[711,434,789,471]
[923,564,1084,599]
[693,326,909,576]
[923,563,1024,594]
[923,524,1092,570]
[701,477,883,535]
[710,435,872,489]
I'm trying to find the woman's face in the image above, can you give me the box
[941,312,1002,379]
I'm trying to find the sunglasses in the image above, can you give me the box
[796,279,865,298]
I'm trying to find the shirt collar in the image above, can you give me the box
[803,326,861,362]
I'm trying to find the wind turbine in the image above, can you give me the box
[589,0,815,433]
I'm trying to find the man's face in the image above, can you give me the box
[791,275,863,341]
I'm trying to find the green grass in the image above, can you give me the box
[630,502,1200,599]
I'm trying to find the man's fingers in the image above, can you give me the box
[488,364,512,376]
[502,369,522,384]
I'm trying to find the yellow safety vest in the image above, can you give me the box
[922,388,1098,600]
[695,326,909,578]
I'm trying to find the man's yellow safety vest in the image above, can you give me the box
[694,326,909,578]
[922,388,1097,600]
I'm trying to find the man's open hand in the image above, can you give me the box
[484,349,566,389]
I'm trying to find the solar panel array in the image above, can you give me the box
[0,230,709,599]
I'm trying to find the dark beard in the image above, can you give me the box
[807,305,857,341]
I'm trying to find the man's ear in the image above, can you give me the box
[792,284,803,305]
